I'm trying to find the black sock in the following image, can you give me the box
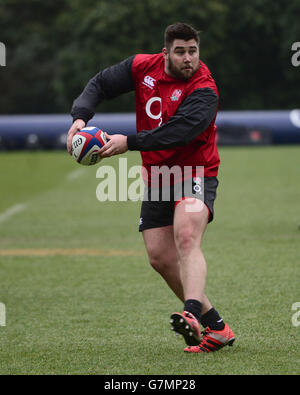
[200,307,225,330]
[184,299,202,322]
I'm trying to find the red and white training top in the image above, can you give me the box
[71,53,220,180]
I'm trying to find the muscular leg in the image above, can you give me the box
[173,198,212,315]
[142,225,184,302]
[142,199,213,314]
[142,198,233,350]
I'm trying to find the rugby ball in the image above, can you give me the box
[71,126,107,166]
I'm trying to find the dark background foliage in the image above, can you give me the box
[0,0,299,113]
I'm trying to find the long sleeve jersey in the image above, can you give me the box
[71,53,220,179]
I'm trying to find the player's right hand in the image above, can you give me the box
[67,119,86,155]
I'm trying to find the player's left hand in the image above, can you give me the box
[99,133,128,158]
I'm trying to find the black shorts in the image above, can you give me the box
[139,176,219,232]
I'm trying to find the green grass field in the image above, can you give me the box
[0,146,300,375]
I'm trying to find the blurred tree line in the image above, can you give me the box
[0,0,299,114]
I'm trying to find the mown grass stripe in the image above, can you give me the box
[0,248,143,257]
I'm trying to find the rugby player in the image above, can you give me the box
[67,23,235,353]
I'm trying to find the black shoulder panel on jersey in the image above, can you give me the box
[71,55,136,123]
[127,87,218,151]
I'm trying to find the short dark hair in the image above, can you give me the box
[164,23,200,50]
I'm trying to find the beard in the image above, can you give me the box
[167,57,198,81]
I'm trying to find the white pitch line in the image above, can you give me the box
[0,204,27,223]
[0,170,84,225]
[66,168,85,181]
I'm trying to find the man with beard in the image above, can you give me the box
[67,23,235,353]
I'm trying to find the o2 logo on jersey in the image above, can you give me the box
[145,97,162,126]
